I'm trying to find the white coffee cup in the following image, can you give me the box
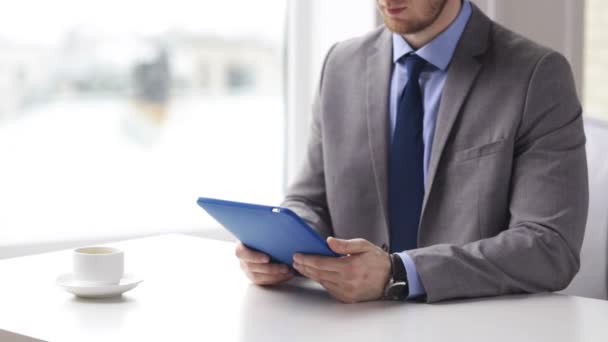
[73,246,124,285]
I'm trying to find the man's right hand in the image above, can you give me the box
[235,241,294,285]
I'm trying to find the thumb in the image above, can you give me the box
[327,237,373,255]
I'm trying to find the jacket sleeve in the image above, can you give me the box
[281,44,339,239]
[408,52,589,303]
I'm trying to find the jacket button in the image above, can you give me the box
[381,243,388,252]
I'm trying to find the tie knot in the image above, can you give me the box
[400,54,427,78]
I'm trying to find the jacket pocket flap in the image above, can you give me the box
[453,139,507,162]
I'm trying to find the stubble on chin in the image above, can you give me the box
[383,17,426,34]
[381,0,448,35]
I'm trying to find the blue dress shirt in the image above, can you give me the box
[391,0,472,299]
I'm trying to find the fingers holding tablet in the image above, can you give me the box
[235,242,270,263]
[236,242,294,285]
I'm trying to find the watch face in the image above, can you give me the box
[387,282,408,300]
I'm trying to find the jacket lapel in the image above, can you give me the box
[419,5,492,233]
[366,29,394,242]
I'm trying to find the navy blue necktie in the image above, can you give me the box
[389,54,426,253]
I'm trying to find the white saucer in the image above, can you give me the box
[56,273,143,298]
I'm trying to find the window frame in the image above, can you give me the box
[284,0,377,189]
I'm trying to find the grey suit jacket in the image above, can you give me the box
[282,5,588,302]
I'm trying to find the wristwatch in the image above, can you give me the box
[383,253,409,301]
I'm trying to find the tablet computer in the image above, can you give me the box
[196,197,339,265]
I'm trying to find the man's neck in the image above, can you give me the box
[402,0,463,49]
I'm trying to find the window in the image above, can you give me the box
[0,1,286,244]
[584,0,608,120]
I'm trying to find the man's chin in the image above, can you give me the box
[382,18,421,35]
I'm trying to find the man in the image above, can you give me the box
[236,0,588,303]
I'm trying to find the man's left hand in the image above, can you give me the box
[293,237,391,303]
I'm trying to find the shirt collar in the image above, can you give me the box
[392,0,472,70]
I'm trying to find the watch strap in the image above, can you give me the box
[391,253,408,282]
[382,254,409,301]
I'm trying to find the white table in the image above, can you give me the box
[1,234,607,342]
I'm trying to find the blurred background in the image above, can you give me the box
[0,1,606,264]
[584,0,608,119]
[0,0,289,249]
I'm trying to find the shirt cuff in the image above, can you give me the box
[396,251,426,299]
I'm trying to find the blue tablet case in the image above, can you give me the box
[196,197,339,265]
